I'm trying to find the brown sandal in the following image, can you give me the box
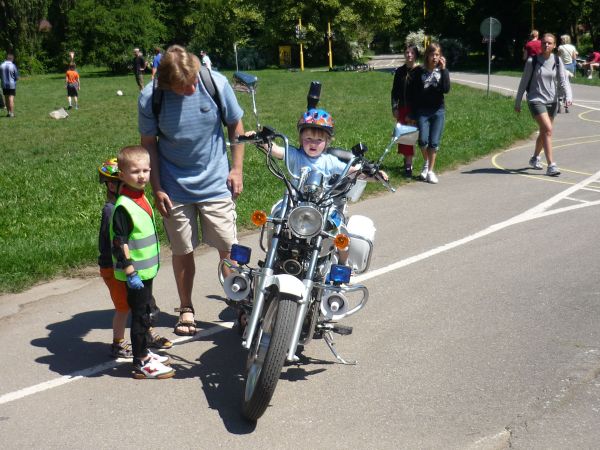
[174,307,197,336]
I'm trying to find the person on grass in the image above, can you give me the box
[151,47,162,81]
[391,45,420,177]
[65,63,80,110]
[0,53,19,118]
[515,33,572,177]
[408,42,451,184]
[98,158,173,360]
[109,146,174,379]
[133,48,147,91]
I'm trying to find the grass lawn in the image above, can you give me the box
[0,67,536,293]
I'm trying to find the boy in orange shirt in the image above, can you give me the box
[65,63,80,110]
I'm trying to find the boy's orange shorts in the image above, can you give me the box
[100,267,130,312]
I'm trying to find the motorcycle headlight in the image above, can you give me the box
[288,205,323,238]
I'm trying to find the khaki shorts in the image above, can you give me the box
[163,197,238,255]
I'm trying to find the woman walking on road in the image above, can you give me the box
[515,33,572,177]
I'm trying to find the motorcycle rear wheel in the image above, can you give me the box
[242,293,297,421]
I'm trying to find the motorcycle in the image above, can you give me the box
[221,71,418,421]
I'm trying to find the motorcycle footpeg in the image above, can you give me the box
[319,323,353,336]
[332,324,353,336]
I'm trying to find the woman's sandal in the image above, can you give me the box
[174,306,197,336]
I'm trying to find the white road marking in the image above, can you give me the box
[0,322,233,405]
[3,169,600,407]
[354,168,600,283]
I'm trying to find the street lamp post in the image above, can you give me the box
[327,22,334,70]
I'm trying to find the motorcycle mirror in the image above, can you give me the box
[351,142,368,157]
[391,122,419,146]
[392,122,404,143]
[232,71,260,130]
[233,72,258,93]
[306,81,321,110]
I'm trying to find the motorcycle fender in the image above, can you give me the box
[264,274,305,300]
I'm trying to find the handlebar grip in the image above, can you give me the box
[362,161,378,177]
[236,134,257,143]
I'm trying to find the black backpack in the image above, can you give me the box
[151,65,226,127]
[526,53,561,93]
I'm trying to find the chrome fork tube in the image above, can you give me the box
[286,235,323,361]
[242,197,288,350]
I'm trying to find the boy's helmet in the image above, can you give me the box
[98,158,119,183]
[297,108,335,136]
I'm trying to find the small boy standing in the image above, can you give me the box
[109,146,174,379]
[98,158,173,361]
[65,63,80,110]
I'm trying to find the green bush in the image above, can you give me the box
[440,38,469,68]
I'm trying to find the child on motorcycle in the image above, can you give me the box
[248,108,387,266]
[252,108,388,182]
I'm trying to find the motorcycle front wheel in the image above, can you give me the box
[242,293,297,421]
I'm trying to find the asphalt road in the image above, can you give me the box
[2,67,600,449]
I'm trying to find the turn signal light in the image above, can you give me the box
[251,210,268,227]
[334,233,350,250]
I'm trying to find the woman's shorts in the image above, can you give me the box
[528,101,558,118]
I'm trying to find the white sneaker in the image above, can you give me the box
[419,164,429,180]
[529,156,543,170]
[546,163,561,177]
[426,171,438,184]
[133,358,175,379]
[148,350,170,365]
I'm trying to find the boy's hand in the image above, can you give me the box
[378,170,389,182]
[126,271,144,290]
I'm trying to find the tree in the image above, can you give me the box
[0,0,52,73]
[66,0,166,72]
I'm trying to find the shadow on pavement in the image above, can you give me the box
[192,325,256,434]
[462,167,535,175]
[30,309,179,376]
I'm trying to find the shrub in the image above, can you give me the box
[405,29,428,55]
[439,38,469,68]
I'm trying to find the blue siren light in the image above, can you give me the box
[330,264,351,284]
[231,244,252,265]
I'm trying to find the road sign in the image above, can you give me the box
[480,17,501,39]
[480,17,501,96]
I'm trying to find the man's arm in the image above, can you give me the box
[227,120,245,199]
[141,134,172,217]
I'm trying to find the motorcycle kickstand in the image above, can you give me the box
[323,331,357,365]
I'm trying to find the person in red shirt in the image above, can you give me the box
[523,29,542,61]
[65,63,80,110]
[579,51,600,78]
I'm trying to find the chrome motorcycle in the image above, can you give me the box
[221,72,418,421]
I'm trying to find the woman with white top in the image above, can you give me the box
[558,34,578,75]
